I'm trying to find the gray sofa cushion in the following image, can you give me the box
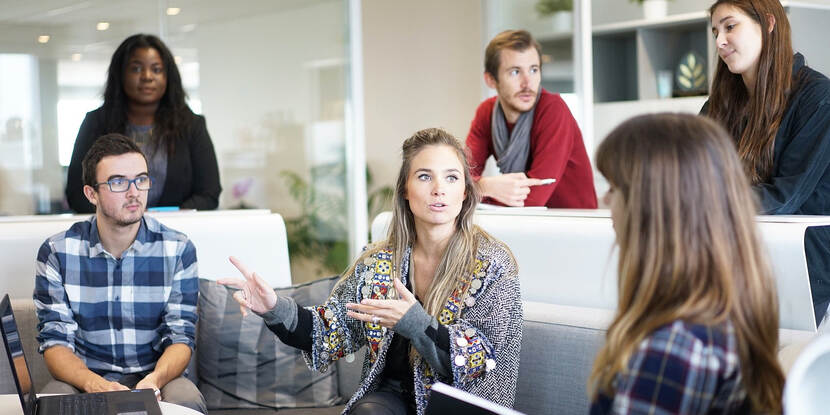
[197,277,341,410]
[514,312,605,415]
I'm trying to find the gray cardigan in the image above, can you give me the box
[262,232,523,415]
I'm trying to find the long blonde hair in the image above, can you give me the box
[591,114,784,411]
[342,128,486,319]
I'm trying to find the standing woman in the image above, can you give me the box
[66,34,221,213]
[703,0,830,324]
[590,114,784,414]
[219,128,522,415]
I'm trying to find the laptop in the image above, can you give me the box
[425,382,527,415]
[0,294,162,415]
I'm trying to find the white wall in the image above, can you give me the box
[361,0,483,192]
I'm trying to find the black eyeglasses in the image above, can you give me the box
[95,175,152,192]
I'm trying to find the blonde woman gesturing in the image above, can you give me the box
[220,128,522,415]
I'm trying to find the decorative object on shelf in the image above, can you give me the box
[231,177,256,209]
[630,0,671,20]
[657,70,673,99]
[535,0,573,33]
[675,51,707,97]
[535,0,572,14]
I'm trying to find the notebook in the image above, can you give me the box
[425,382,526,415]
[0,294,161,415]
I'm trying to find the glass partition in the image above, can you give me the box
[0,0,357,283]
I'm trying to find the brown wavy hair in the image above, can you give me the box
[590,114,784,412]
[484,30,542,81]
[705,0,793,184]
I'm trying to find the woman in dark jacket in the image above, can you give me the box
[66,34,221,213]
[703,0,830,325]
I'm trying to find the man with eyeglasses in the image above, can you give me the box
[32,133,206,413]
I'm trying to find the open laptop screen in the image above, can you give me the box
[1,294,37,414]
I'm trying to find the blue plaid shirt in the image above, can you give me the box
[33,215,198,379]
[591,320,748,415]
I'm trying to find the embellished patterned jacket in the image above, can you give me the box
[304,234,523,414]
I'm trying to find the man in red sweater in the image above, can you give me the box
[466,30,597,208]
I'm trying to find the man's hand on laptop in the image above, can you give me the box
[82,375,129,393]
[478,173,545,207]
[136,375,162,400]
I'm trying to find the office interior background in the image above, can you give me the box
[1,0,829,283]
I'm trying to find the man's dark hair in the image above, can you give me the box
[82,134,147,188]
[484,29,542,81]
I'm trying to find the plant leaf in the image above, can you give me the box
[679,64,692,78]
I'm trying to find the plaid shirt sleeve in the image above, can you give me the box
[597,321,736,415]
[33,240,78,352]
[156,239,198,350]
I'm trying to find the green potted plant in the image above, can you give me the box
[280,163,393,279]
[535,0,572,15]
[629,0,672,20]
[535,0,573,33]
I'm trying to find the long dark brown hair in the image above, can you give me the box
[103,34,192,154]
[591,114,784,412]
[706,0,792,184]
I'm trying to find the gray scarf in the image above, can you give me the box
[491,93,538,173]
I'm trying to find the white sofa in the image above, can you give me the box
[2,208,826,414]
[369,209,829,412]
[0,209,292,299]
[372,209,827,337]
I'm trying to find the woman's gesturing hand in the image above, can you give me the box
[217,256,277,316]
[346,278,417,329]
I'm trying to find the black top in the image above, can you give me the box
[703,53,830,322]
[267,279,451,388]
[65,107,222,213]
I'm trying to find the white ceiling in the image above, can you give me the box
[0,0,331,60]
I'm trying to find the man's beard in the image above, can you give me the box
[100,198,144,227]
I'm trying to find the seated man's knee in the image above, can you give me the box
[160,376,206,414]
[41,380,81,394]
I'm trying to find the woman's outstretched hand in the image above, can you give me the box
[346,278,417,329]
[217,256,277,316]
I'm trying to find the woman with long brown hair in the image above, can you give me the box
[66,34,221,213]
[703,0,830,325]
[219,128,522,415]
[590,114,784,414]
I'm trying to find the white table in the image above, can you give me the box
[0,394,202,414]
[159,401,203,415]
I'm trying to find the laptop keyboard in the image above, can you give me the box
[58,394,107,415]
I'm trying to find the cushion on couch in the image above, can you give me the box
[197,276,341,410]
